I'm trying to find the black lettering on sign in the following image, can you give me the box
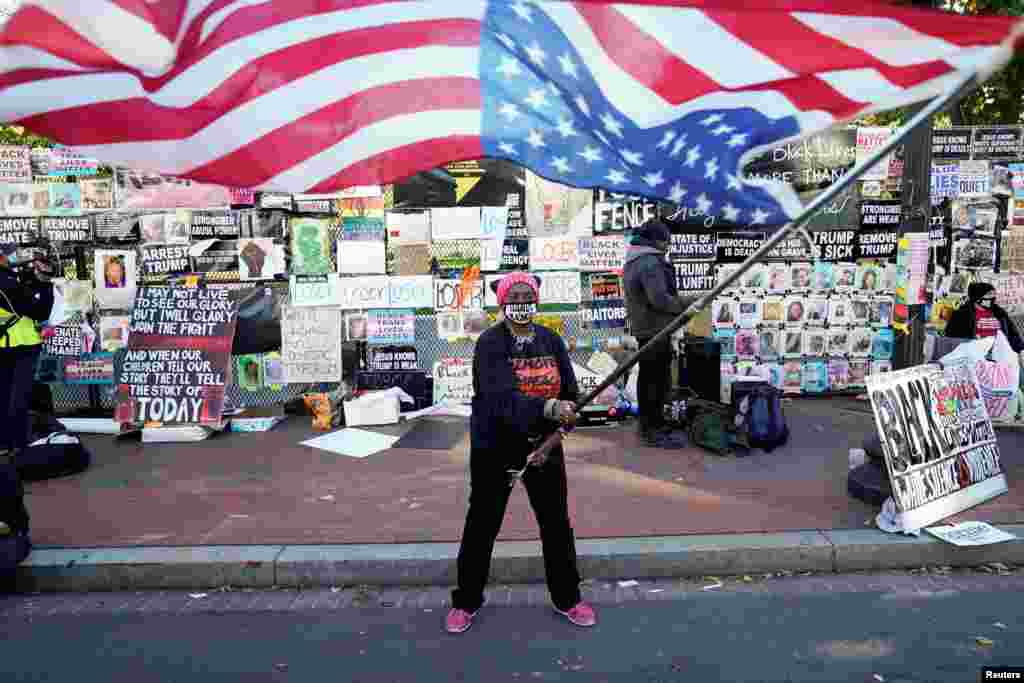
[190,211,240,239]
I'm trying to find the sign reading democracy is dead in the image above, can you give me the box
[866,360,1007,530]
[116,287,239,426]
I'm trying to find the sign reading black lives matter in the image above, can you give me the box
[116,287,239,426]
[866,360,1007,530]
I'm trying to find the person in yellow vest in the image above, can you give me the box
[0,241,54,460]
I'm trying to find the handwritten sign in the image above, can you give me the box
[434,277,485,312]
[48,147,98,176]
[280,305,342,383]
[290,273,339,307]
[578,235,626,272]
[337,275,390,310]
[856,127,892,181]
[387,276,434,310]
[530,236,579,270]
[0,146,31,183]
[367,309,415,344]
[433,358,474,404]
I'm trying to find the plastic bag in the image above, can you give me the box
[940,332,1020,423]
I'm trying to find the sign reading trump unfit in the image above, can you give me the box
[866,360,1007,530]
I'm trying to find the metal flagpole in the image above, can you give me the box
[529,69,980,461]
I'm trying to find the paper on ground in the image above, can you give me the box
[58,418,122,434]
[403,401,473,420]
[301,428,400,459]
[926,521,1017,547]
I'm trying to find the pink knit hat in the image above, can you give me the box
[495,271,540,306]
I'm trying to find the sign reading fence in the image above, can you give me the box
[866,360,1007,530]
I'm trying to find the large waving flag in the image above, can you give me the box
[1,0,1021,225]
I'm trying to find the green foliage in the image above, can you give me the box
[0,125,53,148]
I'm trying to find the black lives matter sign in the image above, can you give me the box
[41,216,91,243]
[117,287,238,426]
[141,244,191,276]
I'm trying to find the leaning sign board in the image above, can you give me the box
[280,305,343,383]
[866,360,1007,531]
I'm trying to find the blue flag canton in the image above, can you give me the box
[479,0,803,227]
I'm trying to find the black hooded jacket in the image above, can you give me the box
[945,282,1024,353]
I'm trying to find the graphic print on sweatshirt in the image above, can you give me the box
[510,355,561,400]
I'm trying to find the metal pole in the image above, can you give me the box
[564,71,979,419]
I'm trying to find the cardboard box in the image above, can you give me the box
[343,391,401,426]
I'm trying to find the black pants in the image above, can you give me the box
[636,335,672,432]
[452,446,581,613]
[0,346,40,453]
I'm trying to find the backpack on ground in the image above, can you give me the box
[686,399,743,456]
[744,385,789,452]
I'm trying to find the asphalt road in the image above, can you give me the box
[2,572,1022,682]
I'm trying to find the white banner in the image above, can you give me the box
[530,236,579,271]
[387,275,434,310]
[337,275,390,310]
[281,305,342,383]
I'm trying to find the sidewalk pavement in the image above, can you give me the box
[14,400,1024,592]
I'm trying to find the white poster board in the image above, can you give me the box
[430,207,481,240]
[336,275,390,310]
[530,236,579,271]
[433,358,474,404]
[387,276,434,310]
[866,360,1007,530]
[281,305,342,383]
[338,240,386,274]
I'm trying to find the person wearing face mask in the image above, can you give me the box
[945,282,1024,352]
[0,241,55,463]
[623,218,698,447]
[446,271,595,634]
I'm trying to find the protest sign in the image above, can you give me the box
[530,236,579,270]
[716,231,766,263]
[525,170,593,237]
[190,210,240,240]
[860,200,902,228]
[589,273,622,300]
[141,244,191,277]
[238,238,285,280]
[387,276,434,310]
[342,216,385,241]
[856,228,899,259]
[0,216,39,244]
[44,325,83,357]
[92,212,136,241]
[866,360,1007,530]
[930,163,959,205]
[856,127,893,181]
[366,346,419,371]
[117,287,239,426]
[288,216,332,274]
[0,146,31,183]
[932,127,972,159]
[498,239,529,270]
[430,207,481,240]
[433,358,474,404]
[99,315,130,352]
[292,195,338,215]
[336,275,390,310]
[64,353,115,385]
[926,521,1017,547]
[674,261,716,293]
[481,206,509,242]
[0,183,34,216]
[78,178,114,211]
[958,160,991,197]
[367,309,415,344]
[230,188,255,206]
[972,126,1022,160]
[670,230,717,261]
[280,305,343,383]
[94,249,137,309]
[578,235,626,272]
[47,182,80,215]
[192,240,239,275]
[338,240,386,274]
[434,277,484,311]
[745,129,856,190]
[114,168,232,210]
[581,299,627,330]
[259,192,292,210]
[538,270,582,305]
[386,211,430,244]
[47,147,98,176]
[593,190,665,232]
[290,273,338,307]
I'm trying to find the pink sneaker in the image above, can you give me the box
[555,601,597,627]
[444,607,477,634]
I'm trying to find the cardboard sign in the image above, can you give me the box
[578,235,626,272]
[63,353,115,385]
[866,360,1007,530]
[141,244,191,277]
[972,126,1022,160]
[395,243,432,275]
[530,236,579,270]
[290,273,339,307]
[366,346,419,371]
[860,200,902,228]
[190,210,240,240]
[336,275,390,310]
[387,276,434,310]
[958,160,991,197]
[366,309,415,345]
[433,358,474,404]
[117,287,239,426]
[280,305,343,383]
[932,127,972,159]
[0,145,31,183]
[44,325,83,357]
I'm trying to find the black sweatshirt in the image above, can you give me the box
[470,322,579,457]
[0,265,54,326]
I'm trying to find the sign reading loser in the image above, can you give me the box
[866,360,1007,530]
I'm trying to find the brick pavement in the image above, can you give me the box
[21,400,1024,548]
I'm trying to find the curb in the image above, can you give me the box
[14,526,1024,593]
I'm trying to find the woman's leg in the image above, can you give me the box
[523,449,581,612]
[451,452,514,612]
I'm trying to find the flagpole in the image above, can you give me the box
[532,70,979,457]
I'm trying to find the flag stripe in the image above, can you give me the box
[187,78,480,189]
[0,6,126,71]
[792,13,962,68]
[15,20,481,146]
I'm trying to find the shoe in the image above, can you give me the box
[555,601,597,627]
[445,607,478,634]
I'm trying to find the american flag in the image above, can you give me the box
[1,1,1020,223]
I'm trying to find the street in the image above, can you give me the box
[2,571,1022,682]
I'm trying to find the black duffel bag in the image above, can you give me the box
[232,285,284,355]
[17,419,92,482]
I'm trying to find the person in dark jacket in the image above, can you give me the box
[623,219,697,447]
[945,282,1024,353]
[0,241,54,460]
[446,271,595,634]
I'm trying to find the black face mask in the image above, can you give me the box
[503,302,537,324]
